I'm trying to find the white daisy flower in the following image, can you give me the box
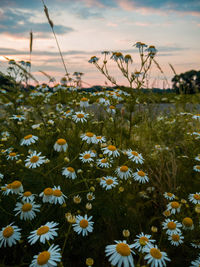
[64,109,73,117]
[62,167,77,179]
[107,105,116,114]
[39,187,54,203]
[133,169,149,184]
[10,180,23,194]
[0,223,21,248]
[143,245,170,267]
[72,111,89,123]
[133,233,155,253]
[20,134,38,146]
[51,186,67,205]
[87,192,95,201]
[25,151,46,168]
[19,191,36,202]
[80,97,89,108]
[189,193,200,204]
[30,244,61,267]
[14,201,40,220]
[191,242,200,249]
[54,138,68,152]
[73,215,94,236]
[6,152,20,161]
[79,151,96,163]
[193,165,200,172]
[163,192,176,200]
[115,165,132,180]
[96,158,112,168]
[162,219,182,235]
[0,173,4,179]
[167,201,181,214]
[182,217,194,230]
[195,155,200,161]
[1,131,10,137]
[105,240,135,267]
[28,221,59,245]
[1,184,13,195]
[81,132,97,144]
[102,145,120,158]
[126,149,144,164]
[95,135,106,144]
[11,115,25,121]
[190,257,200,267]
[168,233,184,246]
[100,176,118,190]
[192,114,200,120]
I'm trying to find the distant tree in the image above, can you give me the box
[172,70,200,94]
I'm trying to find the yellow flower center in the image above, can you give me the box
[86,132,94,137]
[101,159,107,163]
[24,134,33,140]
[44,188,53,196]
[30,156,39,163]
[167,193,173,197]
[22,203,32,212]
[53,189,62,197]
[7,184,12,189]
[67,167,74,172]
[194,194,200,200]
[79,219,89,228]
[9,152,16,157]
[171,201,180,209]
[11,180,22,189]
[106,179,113,185]
[171,234,180,241]
[23,191,32,197]
[139,236,149,246]
[150,248,162,259]
[37,226,50,236]
[107,145,116,151]
[3,226,14,238]
[83,154,91,159]
[56,138,67,145]
[16,115,21,118]
[120,166,129,172]
[81,97,88,102]
[196,166,200,170]
[137,171,145,177]
[37,251,51,265]
[109,105,115,109]
[77,113,84,118]
[116,243,131,256]
[182,217,193,227]
[96,136,102,140]
[131,151,138,156]
[167,221,176,230]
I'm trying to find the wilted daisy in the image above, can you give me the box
[19,191,35,202]
[54,138,68,152]
[193,165,200,172]
[162,219,182,235]
[62,166,77,179]
[51,186,67,205]
[6,152,19,161]
[28,222,59,245]
[115,166,132,180]
[100,176,118,190]
[189,193,200,204]
[96,157,112,168]
[73,195,82,204]
[80,97,89,108]
[11,114,25,121]
[133,170,149,184]
[143,245,170,267]
[87,192,95,201]
[72,111,89,123]
[20,134,38,146]
[81,132,97,144]
[168,233,184,246]
[25,151,46,168]
[182,217,194,230]
[79,151,96,163]
[40,187,54,203]
[73,215,94,236]
[0,223,21,248]
[1,183,13,195]
[14,201,40,220]
[126,150,144,164]
[163,192,176,201]
[167,201,181,214]
[102,145,120,157]
[133,233,155,253]
[10,180,23,194]
[30,244,61,267]
[105,240,135,267]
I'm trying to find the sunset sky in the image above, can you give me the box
[0,0,200,88]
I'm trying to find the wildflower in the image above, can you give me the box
[0,223,21,248]
[20,134,38,146]
[192,114,200,120]
[86,258,94,266]
[96,157,112,168]
[107,105,116,114]
[28,222,59,245]
[190,257,200,267]
[126,149,144,164]
[102,145,120,157]
[143,245,170,267]
[81,132,97,144]
[51,186,67,205]
[40,187,54,203]
[0,173,4,179]
[54,138,68,152]
[124,54,133,63]
[62,167,77,179]
[111,52,124,61]
[30,244,61,267]
[73,215,94,236]
[105,240,135,267]
[191,241,200,249]
[163,192,176,201]
[162,219,182,235]
[19,191,35,202]
[100,176,118,190]
[88,56,99,63]
[168,233,184,246]
[95,135,106,144]
[73,195,82,204]
[167,201,181,214]
[10,180,23,194]
[133,233,155,253]
[145,45,157,56]
[87,192,95,201]
[182,217,194,230]
[193,165,200,172]
[123,230,130,238]
[11,115,25,121]
[133,42,147,49]
[32,123,41,130]
[79,151,96,163]
[86,203,92,210]
[14,201,40,221]
[80,97,89,108]
[25,151,46,168]
[1,184,13,195]
[115,166,132,180]
[72,111,89,123]
[195,155,200,161]
[195,204,200,213]
[163,210,171,217]
[189,193,200,204]
[6,152,19,160]
[133,170,149,184]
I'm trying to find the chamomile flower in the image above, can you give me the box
[72,111,89,123]
[79,151,96,163]
[168,233,184,246]
[87,192,95,201]
[96,158,112,168]
[0,173,4,179]
[54,138,68,152]
[81,132,97,144]
[95,135,106,144]
[28,222,59,245]
[14,201,40,220]
[133,233,155,253]
[107,105,116,114]
[100,176,118,190]
[80,97,89,108]
[73,215,94,236]
[133,170,149,184]
[167,201,181,214]
[102,145,120,157]
[19,191,35,202]
[20,134,38,146]
[189,193,200,204]
[195,155,200,161]
[10,180,23,194]
[30,244,61,267]
[193,165,200,172]
[62,167,77,179]
[11,115,25,121]
[162,219,182,235]
[192,114,200,120]
[1,184,12,195]
[191,241,200,249]
[143,245,170,267]
[25,151,46,168]
[190,257,200,267]
[40,187,54,203]
[51,186,67,205]
[182,217,194,230]
[126,150,144,164]
[0,223,21,248]
[64,109,73,117]
[163,192,176,201]
[115,165,132,180]
[105,240,135,267]
[6,152,19,161]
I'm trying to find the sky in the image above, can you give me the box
[0,0,200,88]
